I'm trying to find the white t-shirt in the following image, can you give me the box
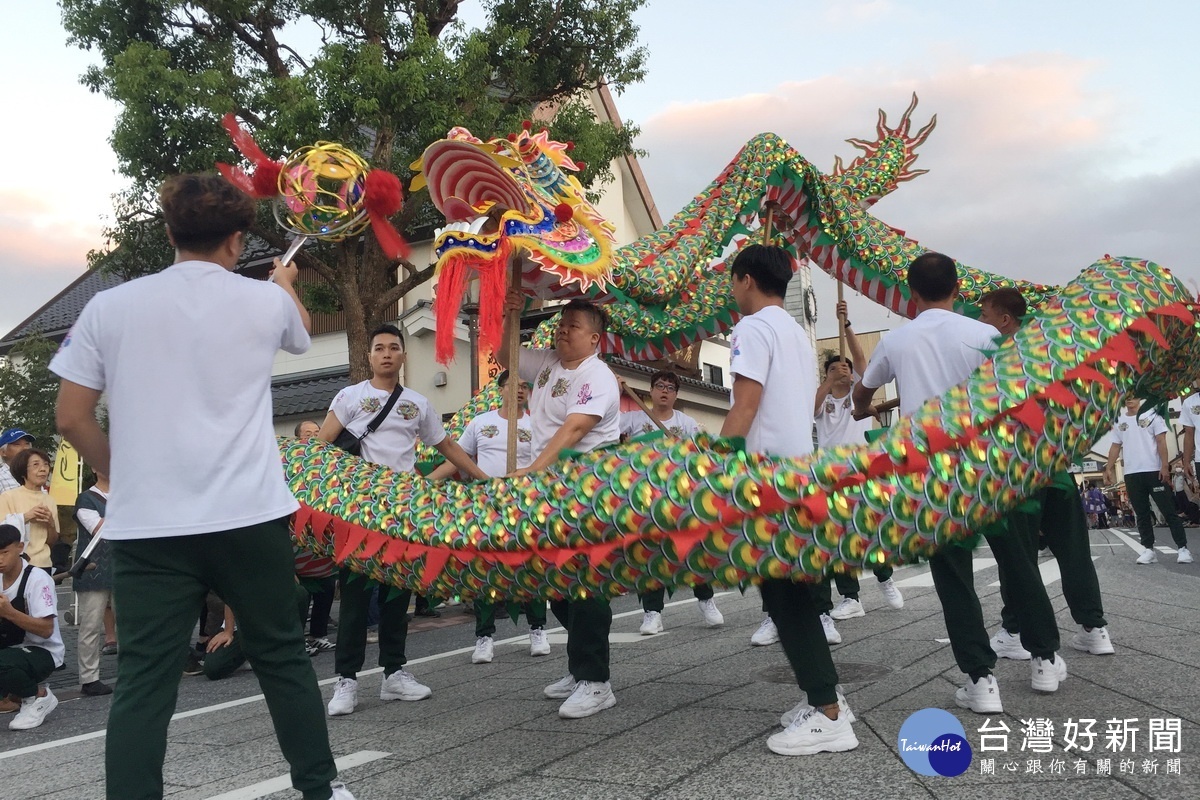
[1111,409,1167,475]
[620,409,701,439]
[329,382,446,473]
[49,260,310,539]
[0,463,17,493]
[729,305,818,458]
[816,386,873,447]
[2,565,65,667]
[458,409,533,477]
[860,308,999,416]
[519,349,620,456]
[1179,397,1200,431]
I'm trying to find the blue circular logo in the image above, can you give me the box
[898,709,973,777]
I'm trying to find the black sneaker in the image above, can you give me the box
[81,681,113,696]
[183,654,204,676]
[414,608,440,618]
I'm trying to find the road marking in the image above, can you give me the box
[203,750,390,800]
[546,631,660,645]
[0,592,733,761]
[893,558,997,588]
[986,556,1098,588]
[1108,528,1152,555]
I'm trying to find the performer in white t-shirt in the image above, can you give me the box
[722,244,858,757]
[429,370,550,664]
[51,174,354,799]
[813,303,904,627]
[499,296,621,720]
[1181,386,1200,496]
[0,523,64,731]
[319,324,486,718]
[854,252,1034,714]
[619,370,724,634]
[1105,396,1191,564]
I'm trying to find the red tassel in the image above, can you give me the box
[219,114,284,199]
[222,113,272,167]
[477,238,514,357]
[433,256,469,365]
[251,161,282,197]
[363,170,411,260]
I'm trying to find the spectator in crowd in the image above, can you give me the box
[73,472,115,696]
[0,429,34,493]
[294,420,321,441]
[0,449,59,571]
[0,523,64,730]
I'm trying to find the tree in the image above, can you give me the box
[0,336,61,451]
[61,0,648,380]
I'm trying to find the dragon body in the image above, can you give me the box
[282,99,1199,599]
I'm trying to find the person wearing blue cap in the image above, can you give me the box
[0,429,35,493]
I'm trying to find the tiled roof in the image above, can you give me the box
[605,355,729,396]
[1,270,125,350]
[272,368,349,418]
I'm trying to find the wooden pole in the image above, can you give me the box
[623,384,668,433]
[762,205,774,246]
[505,260,521,473]
[838,282,847,361]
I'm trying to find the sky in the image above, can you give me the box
[2,0,1199,340]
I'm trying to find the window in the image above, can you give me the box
[703,363,724,385]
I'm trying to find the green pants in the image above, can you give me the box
[205,583,311,681]
[475,598,547,638]
[109,518,336,800]
[549,598,611,682]
[335,567,410,679]
[760,579,839,707]
[0,645,54,698]
[929,546,996,680]
[1126,471,1188,549]
[986,512,1059,660]
[1001,481,1107,633]
[639,583,714,613]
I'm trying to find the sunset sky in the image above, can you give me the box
[3,0,1197,338]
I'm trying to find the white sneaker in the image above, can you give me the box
[331,782,357,800]
[327,678,358,717]
[697,598,725,627]
[830,598,865,620]
[1136,548,1158,565]
[9,689,57,731]
[1178,547,1194,564]
[767,706,859,755]
[1070,625,1115,655]
[878,578,904,609]
[1031,654,1068,693]
[529,628,551,657]
[990,628,1031,660]
[639,610,663,635]
[820,614,842,644]
[472,635,494,664]
[954,675,1003,714]
[750,616,779,646]
[379,668,431,701]
[558,680,616,719]
[780,690,857,727]
[544,674,578,699]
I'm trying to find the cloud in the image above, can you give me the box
[823,0,894,24]
[633,53,1197,338]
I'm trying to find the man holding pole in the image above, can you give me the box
[498,295,622,719]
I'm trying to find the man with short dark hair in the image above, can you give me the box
[294,420,321,440]
[52,173,354,799]
[723,244,857,756]
[979,289,1114,657]
[0,523,63,730]
[854,251,1040,714]
[621,370,724,633]
[318,323,486,717]
[499,296,622,719]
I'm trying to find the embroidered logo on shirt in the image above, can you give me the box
[537,368,552,388]
[517,429,532,442]
[551,378,570,398]
[1138,417,1152,428]
[730,333,740,357]
[395,401,420,420]
[479,425,499,438]
[40,585,53,607]
[576,383,593,405]
[360,397,382,413]
[1118,422,1128,431]
[1190,403,1200,416]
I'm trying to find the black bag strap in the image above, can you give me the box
[358,385,404,443]
[12,565,33,613]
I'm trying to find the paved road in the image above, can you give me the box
[2,526,1196,800]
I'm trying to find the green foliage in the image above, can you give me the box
[61,0,649,379]
[0,336,61,451]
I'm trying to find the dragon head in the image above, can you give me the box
[412,125,620,362]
